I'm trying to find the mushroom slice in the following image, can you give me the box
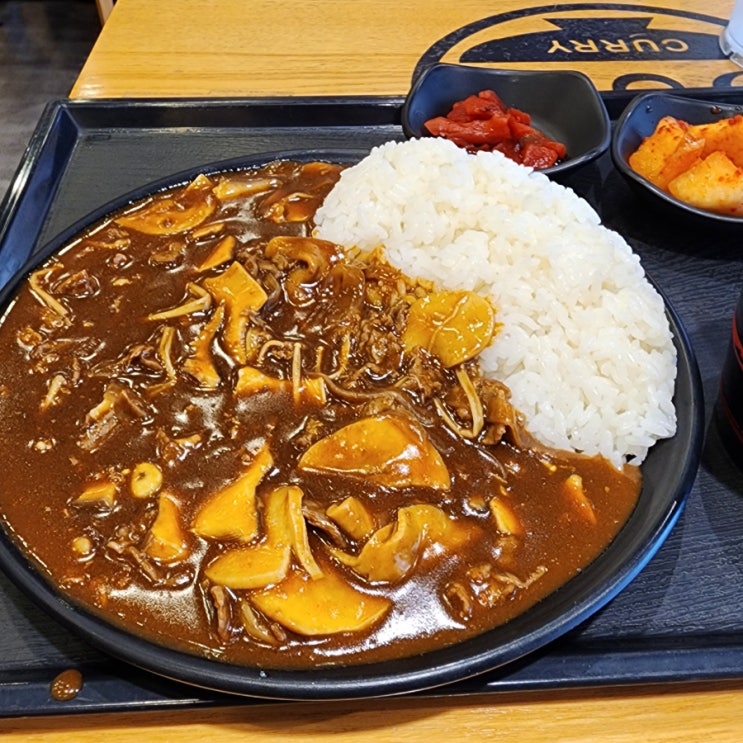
[182,303,225,389]
[196,235,237,272]
[192,443,273,542]
[204,484,292,589]
[153,326,178,390]
[297,377,327,405]
[489,496,524,536]
[234,366,285,396]
[298,413,451,490]
[239,598,280,645]
[203,262,268,365]
[144,492,188,563]
[288,343,327,405]
[28,267,69,321]
[234,366,326,406]
[562,473,597,525]
[403,290,497,367]
[147,282,212,321]
[264,236,340,306]
[212,176,278,201]
[326,496,376,541]
[251,565,390,636]
[75,479,117,509]
[260,191,320,224]
[205,542,291,590]
[435,366,484,440]
[79,383,151,452]
[40,373,68,411]
[116,175,216,235]
[283,485,323,579]
[328,504,470,584]
[204,484,320,589]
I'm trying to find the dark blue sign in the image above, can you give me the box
[461,17,724,62]
[413,4,732,90]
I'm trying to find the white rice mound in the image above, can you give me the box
[314,138,678,467]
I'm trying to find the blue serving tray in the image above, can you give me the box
[0,94,739,717]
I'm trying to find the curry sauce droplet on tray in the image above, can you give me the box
[50,668,83,702]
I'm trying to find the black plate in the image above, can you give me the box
[0,145,703,701]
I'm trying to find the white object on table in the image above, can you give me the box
[720,0,743,66]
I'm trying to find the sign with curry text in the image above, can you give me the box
[414,2,743,90]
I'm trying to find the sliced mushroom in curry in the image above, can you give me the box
[0,159,641,668]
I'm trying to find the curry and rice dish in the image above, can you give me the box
[0,144,673,668]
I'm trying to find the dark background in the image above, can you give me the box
[0,0,99,198]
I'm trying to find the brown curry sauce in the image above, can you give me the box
[0,160,640,668]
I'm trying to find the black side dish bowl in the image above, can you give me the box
[612,91,743,227]
[401,63,611,176]
[0,150,703,701]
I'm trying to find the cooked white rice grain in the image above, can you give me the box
[314,138,677,467]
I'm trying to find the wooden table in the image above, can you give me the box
[73,0,743,97]
[4,0,743,739]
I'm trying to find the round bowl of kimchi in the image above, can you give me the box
[611,91,743,227]
[402,63,611,176]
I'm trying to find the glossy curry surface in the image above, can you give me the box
[0,160,640,668]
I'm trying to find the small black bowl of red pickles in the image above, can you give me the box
[402,63,611,176]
